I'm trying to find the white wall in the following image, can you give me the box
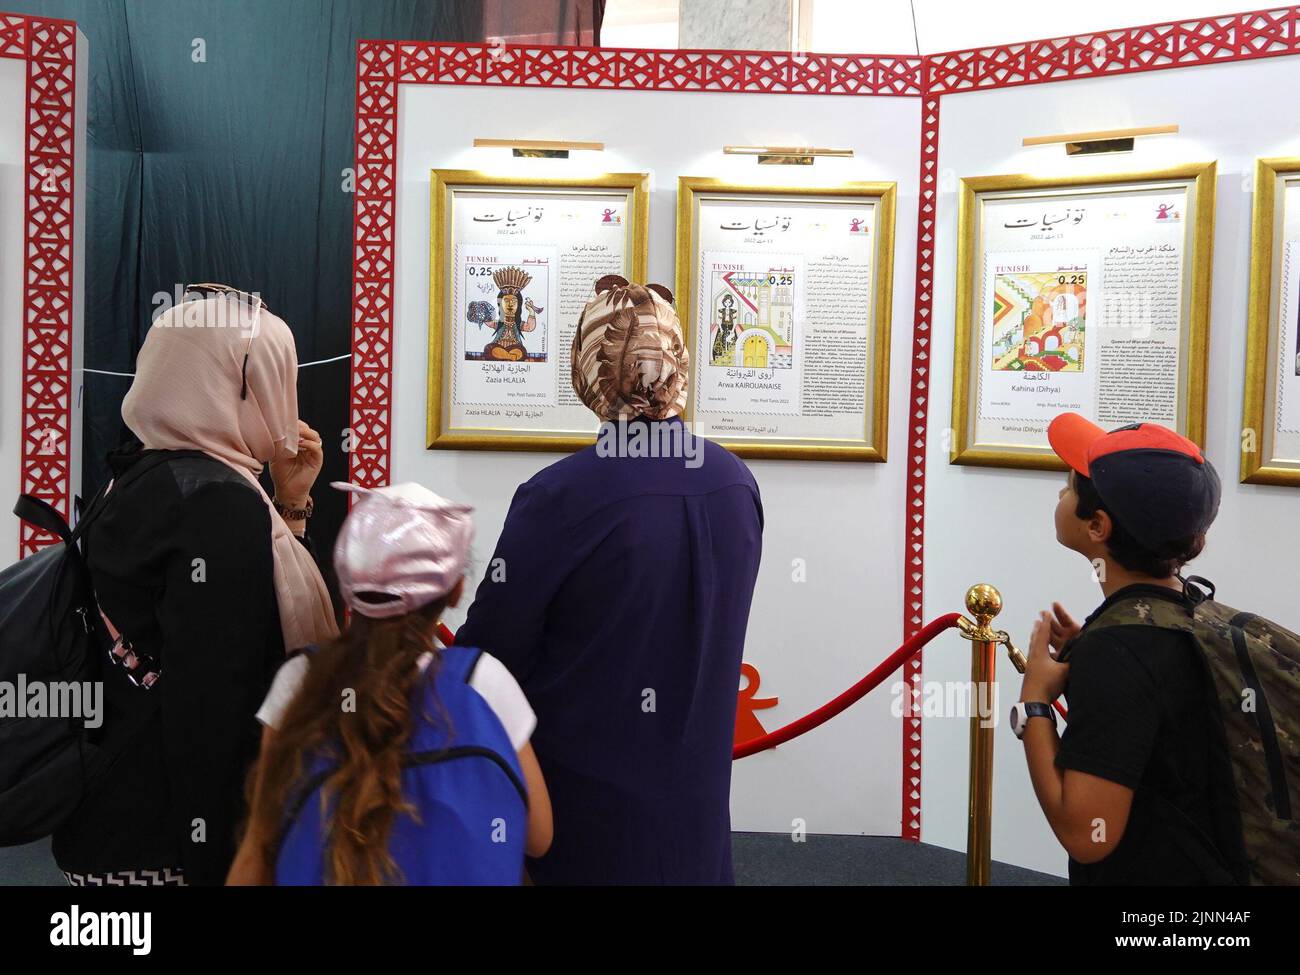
[391,83,921,836]
[0,55,26,559]
[923,56,1300,876]
[911,0,1265,55]
[607,0,1261,57]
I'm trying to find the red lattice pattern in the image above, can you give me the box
[901,96,940,842]
[348,40,398,489]
[5,15,77,559]
[0,14,24,57]
[927,5,1300,93]
[395,42,924,95]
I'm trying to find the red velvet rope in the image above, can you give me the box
[438,614,1066,757]
[733,613,964,760]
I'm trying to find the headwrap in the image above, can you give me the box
[121,287,339,651]
[570,275,688,422]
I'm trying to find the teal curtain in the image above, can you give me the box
[4,1,508,596]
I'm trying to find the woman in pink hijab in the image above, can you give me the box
[52,285,337,887]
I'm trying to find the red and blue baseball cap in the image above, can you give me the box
[1047,412,1220,550]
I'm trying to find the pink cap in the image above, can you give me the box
[331,481,474,619]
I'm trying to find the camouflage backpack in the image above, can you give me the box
[1087,576,1300,885]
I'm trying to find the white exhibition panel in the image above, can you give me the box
[392,83,921,836]
[924,56,1300,876]
[0,55,25,559]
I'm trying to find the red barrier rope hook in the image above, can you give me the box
[437,604,1064,765]
[733,613,963,760]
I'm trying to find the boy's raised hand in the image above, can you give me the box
[1022,611,1070,703]
[1046,602,1081,652]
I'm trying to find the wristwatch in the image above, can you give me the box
[273,496,313,521]
[1010,701,1057,739]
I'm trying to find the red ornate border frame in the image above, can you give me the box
[926,5,1300,94]
[901,93,938,841]
[350,5,1300,844]
[347,44,924,490]
[2,13,77,559]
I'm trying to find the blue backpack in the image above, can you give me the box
[274,646,528,885]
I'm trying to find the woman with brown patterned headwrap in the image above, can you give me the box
[570,275,687,421]
[458,275,764,885]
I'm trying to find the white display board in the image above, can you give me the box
[438,175,642,440]
[687,188,888,450]
[1270,181,1300,463]
[925,56,1300,876]
[0,54,26,559]
[391,83,922,836]
[970,177,1200,452]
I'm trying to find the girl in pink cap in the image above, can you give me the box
[227,482,551,885]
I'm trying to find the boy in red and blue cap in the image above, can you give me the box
[1016,413,1247,885]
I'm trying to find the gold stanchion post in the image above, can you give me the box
[956,583,1003,887]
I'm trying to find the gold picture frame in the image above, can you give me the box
[675,177,896,461]
[951,163,1217,470]
[427,169,649,452]
[1241,158,1300,486]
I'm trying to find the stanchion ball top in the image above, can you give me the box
[965,583,1002,621]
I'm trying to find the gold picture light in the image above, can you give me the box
[1023,124,1179,156]
[473,138,605,159]
[723,145,854,166]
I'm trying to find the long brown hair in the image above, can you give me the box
[245,596,449,884]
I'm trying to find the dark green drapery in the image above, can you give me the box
[5,0,601,594]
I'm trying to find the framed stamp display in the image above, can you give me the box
[427,170,649,451]
[950,163,1216,470]
[675,177,896,461]
[1242,157,1300,486]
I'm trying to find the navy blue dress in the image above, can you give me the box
[456,418,763,884]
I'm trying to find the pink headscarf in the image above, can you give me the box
[121,290,338,651]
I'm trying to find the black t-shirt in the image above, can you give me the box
[1056,584,1244,886]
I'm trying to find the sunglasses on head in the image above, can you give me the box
[183,283,267,400]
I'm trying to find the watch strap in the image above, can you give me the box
[273,496,313,520]
[1012,700,1057,739]
[1022,701,1055,722]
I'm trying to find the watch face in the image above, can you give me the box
[1010,704,1022,731]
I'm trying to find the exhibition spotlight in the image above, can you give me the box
[1022,124,1179,156]
[723,145,854,166]
[473,138,605,160]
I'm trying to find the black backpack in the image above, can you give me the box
[0,450,198,845]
